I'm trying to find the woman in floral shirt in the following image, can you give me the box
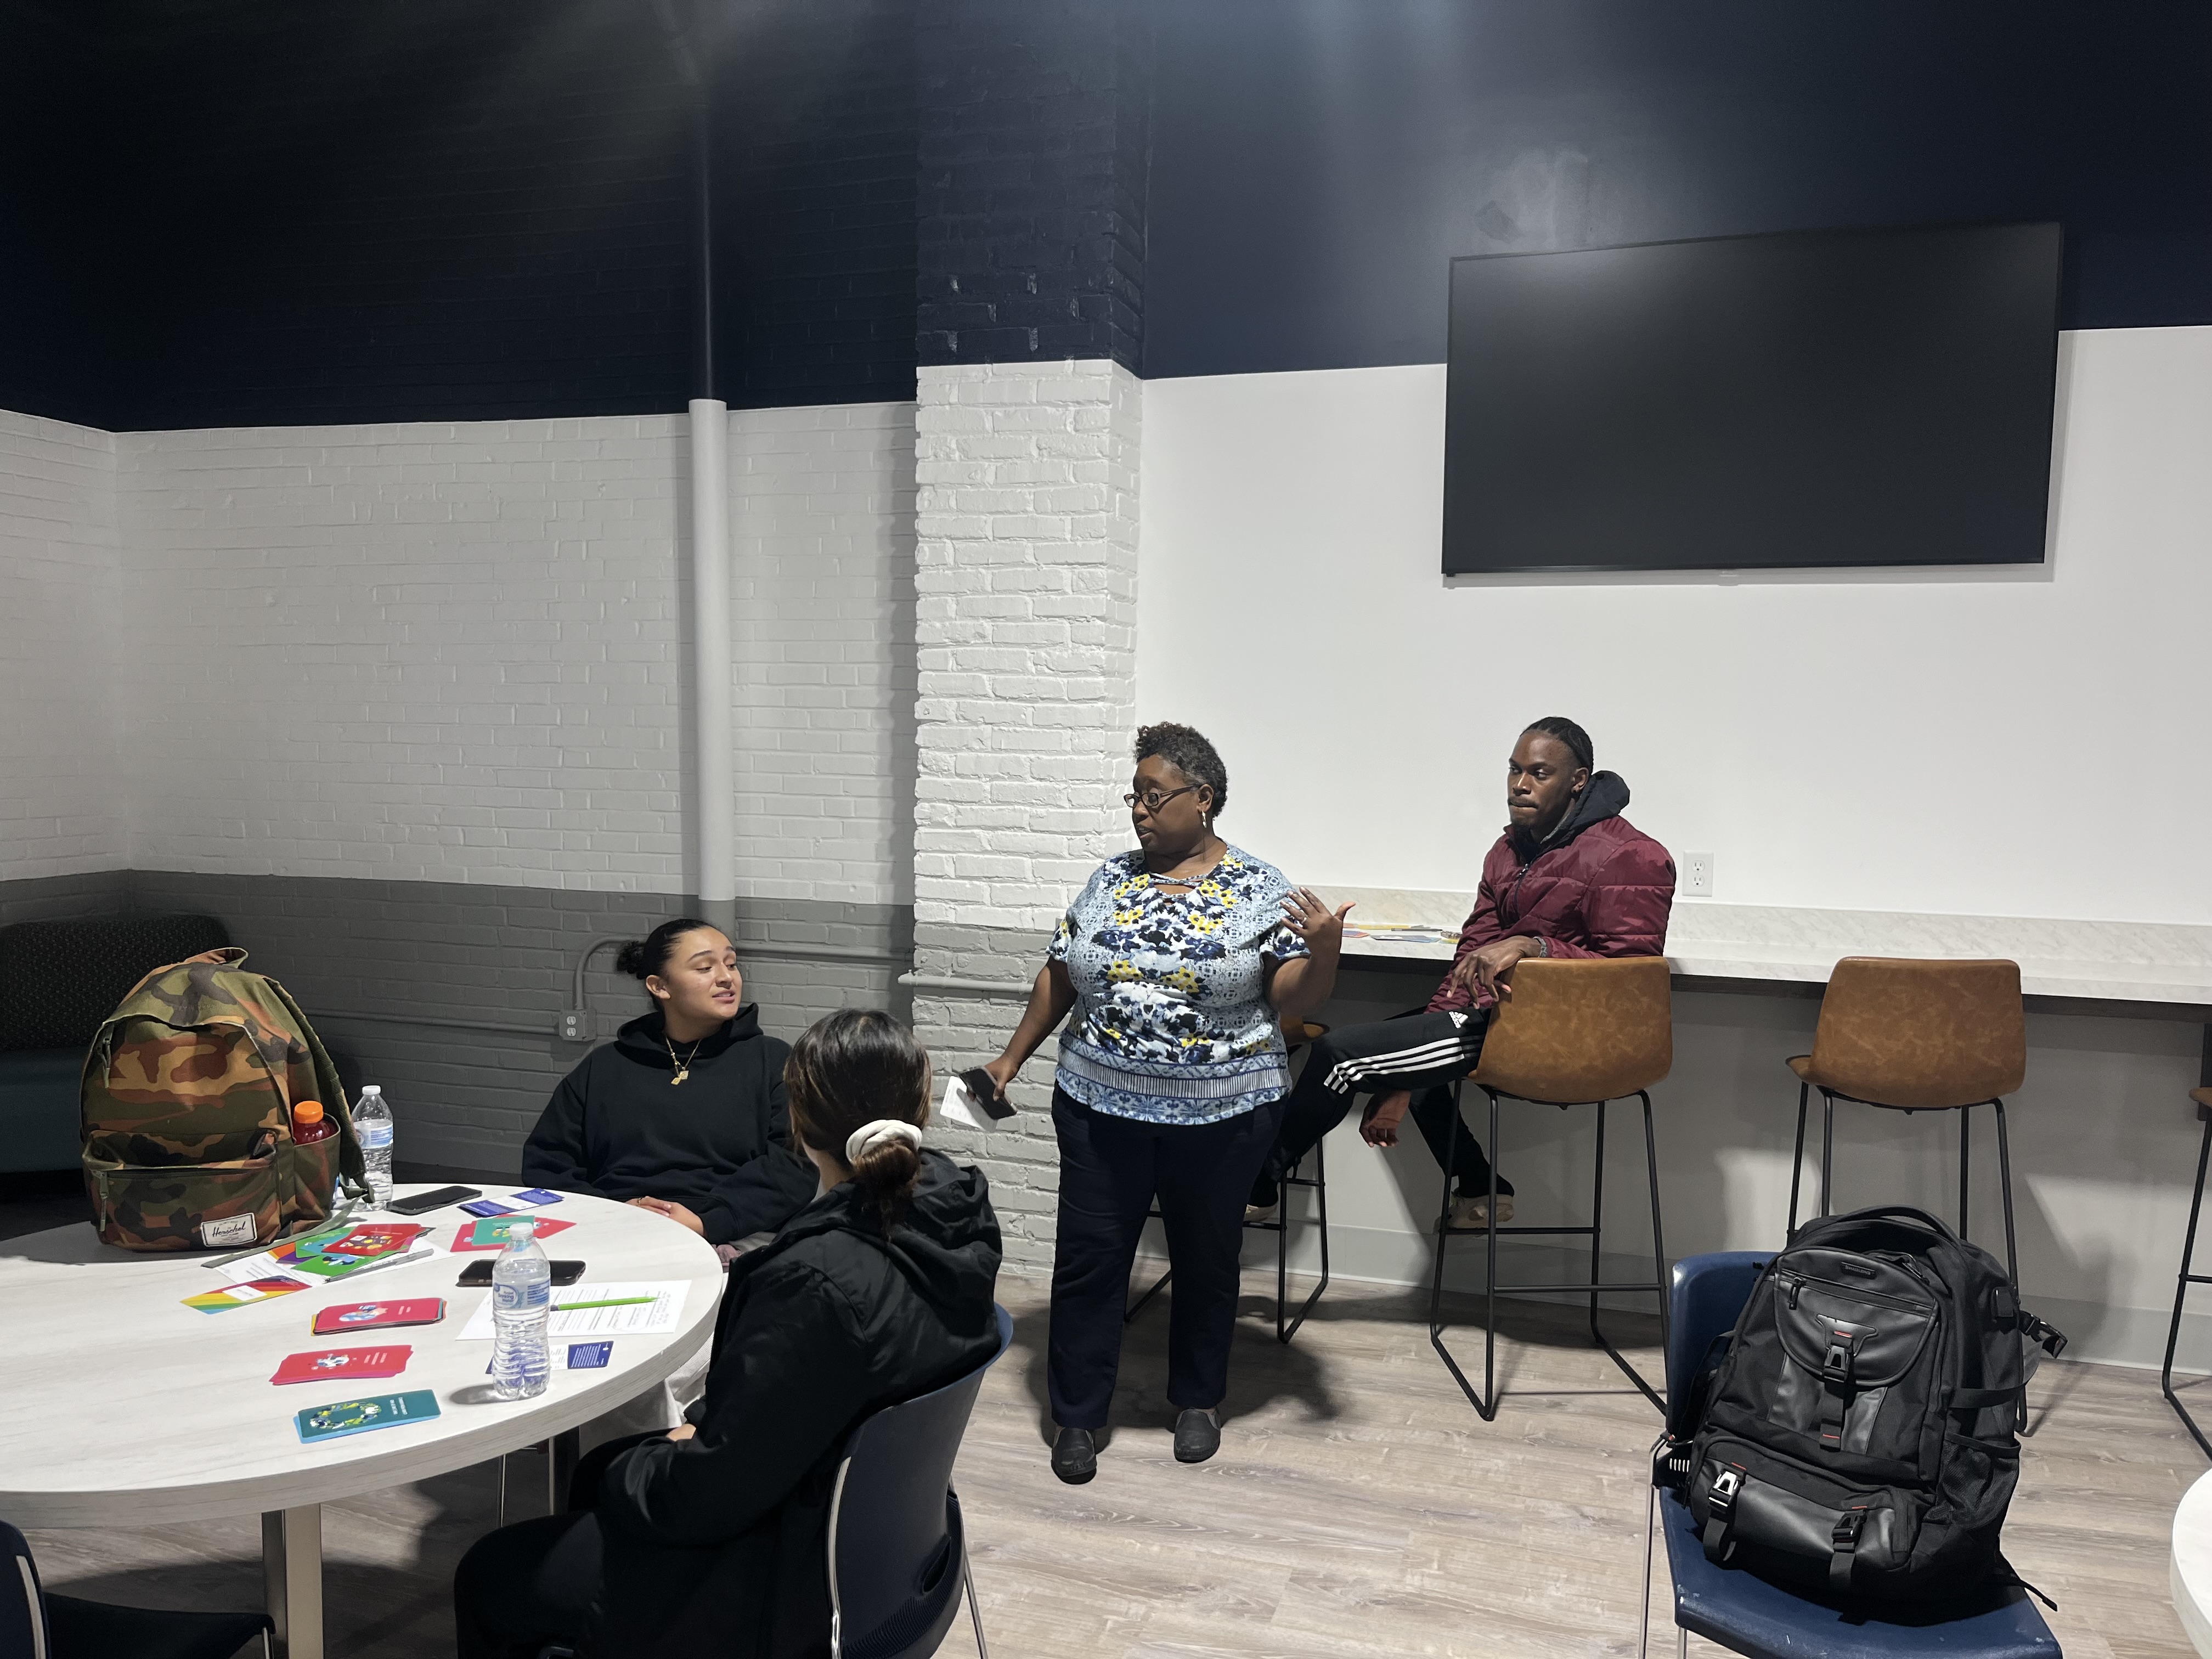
[981,723,1349,1482]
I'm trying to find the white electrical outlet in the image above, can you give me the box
[558,1010,592,1042]
[1682,852,1716,898]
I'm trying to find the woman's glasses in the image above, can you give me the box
[1124,784,1200,814]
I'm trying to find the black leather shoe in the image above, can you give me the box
[1173,1408,1221,1464]
[1051,1425,1097,1484]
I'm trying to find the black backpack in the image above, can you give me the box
[1679,1206,2066,1605]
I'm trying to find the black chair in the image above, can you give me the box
[1125,1018,1332,1344]
[1640,1254,2059,1659]
[2161,1084,2212,1457]
[1429,958,1672,1421]
[1,1519,272,1659]
[827,1304,1014,1659]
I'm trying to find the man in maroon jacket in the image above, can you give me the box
[1251,717,1675,1229]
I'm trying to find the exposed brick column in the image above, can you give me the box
[909,1,1149,1266]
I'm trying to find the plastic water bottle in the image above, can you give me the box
[490,1218,552,1401]
[354,1084,394,1207]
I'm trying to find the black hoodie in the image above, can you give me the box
[521,1006,816,1246]
[590,1152,1003,1657]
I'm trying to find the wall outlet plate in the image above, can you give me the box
[557,1009,592,1042]
[1682,852,1716,898]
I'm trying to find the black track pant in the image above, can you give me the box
[1251,1009,1510,1206]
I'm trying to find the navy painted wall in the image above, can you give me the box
[1144,1,2212,380]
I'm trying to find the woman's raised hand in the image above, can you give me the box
[1281,888,1353,957]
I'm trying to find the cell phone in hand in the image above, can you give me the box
[457,1259,586,1287]
[386,1185,481,1216]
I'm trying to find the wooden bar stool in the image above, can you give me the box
[1784,958,2026,1284]
[1428,957,1672,1421]
[1125,1017,1333,1345]
[2160,1084,2212,1457]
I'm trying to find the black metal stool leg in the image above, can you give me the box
[1819,1092,1835,1216]
[1587,1097,1609,1343]
[1991,1098,2018,1289]
[1643,1090,1672,1374]
[2162,1102,2212,1459]
[1787,1081,1809,1238]
[1275,1136,1329,1344]
[1583,1092,1667,1414]
[1959,1104,1973,1245]
[1485,1084,1502,1417]
[1429,1081,1494,1417]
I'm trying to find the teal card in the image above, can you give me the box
[295,1389,441,1443]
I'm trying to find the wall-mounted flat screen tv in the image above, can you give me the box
[1441,221,2062,574]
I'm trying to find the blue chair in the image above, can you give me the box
[1,1519,272,1659]
[827,1303,1014,1659]
[1641,1253,2060,1659]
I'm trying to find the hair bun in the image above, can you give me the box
[613,939,650,979]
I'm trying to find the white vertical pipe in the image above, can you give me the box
[690,397,736,935]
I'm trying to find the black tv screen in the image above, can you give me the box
[1441,221,2062,573]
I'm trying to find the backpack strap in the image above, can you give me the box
[1700,1467,1742,1562]
[1818,1329,1863,1450]
[1829,1509,1866,1595]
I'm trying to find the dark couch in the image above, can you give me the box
[0,915,230,1173]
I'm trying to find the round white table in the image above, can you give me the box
[2175,1467,2212,1656]
[0,1184,723,1659]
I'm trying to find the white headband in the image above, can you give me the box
[845,1118,923,1165]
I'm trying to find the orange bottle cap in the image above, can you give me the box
[294,1101,325,1124]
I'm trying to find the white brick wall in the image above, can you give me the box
[912,359,1142,932]
[732,402,917,905]
[911,359,1144,1265]
[95,405,915,899]
[0,410,124,879]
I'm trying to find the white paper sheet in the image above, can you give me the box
[936,1074,996,1131]
[459,1280,690,1341]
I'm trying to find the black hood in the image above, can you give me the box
[612,1003,764,1069]
[1511,769,1631,860]
[770,1150,1002,1320]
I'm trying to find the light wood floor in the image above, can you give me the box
[19,1266,2209,1657]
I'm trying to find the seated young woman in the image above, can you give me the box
[455,1008,1004,1659]
[523,917,817,1250]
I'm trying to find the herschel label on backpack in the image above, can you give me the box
[1681,1205,2064,1604]
[80,947,370,1251]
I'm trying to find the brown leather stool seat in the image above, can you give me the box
[1430,957,1673,1421]
[1785,958,2027,1282]
[1125,1015,1333,1345]
[2159,1085,2212,1455]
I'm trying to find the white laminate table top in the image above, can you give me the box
[2172,1467,2212,1657]
[0,1186,724,1528]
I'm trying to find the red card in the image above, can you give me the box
[451,1215,574,1252]
[312,1297,447,1335]
[272,1346,413,1385]
[313,1222,428,1260]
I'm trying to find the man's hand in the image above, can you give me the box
[1449,936,1541,1003]
[628,1197,706,1236]
[665,1423,697,1442]
[1361,1090,1412,1147]
[1280,889,1354,958]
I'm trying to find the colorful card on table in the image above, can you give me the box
[458,1199,518,1219]
[295,1390,441,1444]
[183,1274,310,1314]
[510,1189,565,1207]
[567,1341,612,1369]
[312,1297,446,1335]
[272,1346,413,1385]
[453,1215,574,1252]
[308,1223,428,1261]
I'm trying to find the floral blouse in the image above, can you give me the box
[1047,845,1311,1124]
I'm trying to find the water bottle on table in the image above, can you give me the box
[354,1084,394,1206]
[490,1217,551,1401]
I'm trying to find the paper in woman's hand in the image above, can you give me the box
[938,1069,1015,1130]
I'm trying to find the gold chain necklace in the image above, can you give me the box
[663,1034,706,1086]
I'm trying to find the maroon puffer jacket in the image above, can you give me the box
[1427,772,1677,1014]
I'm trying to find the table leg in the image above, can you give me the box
[261,1505,323,1659]
[548,1429,581,1514]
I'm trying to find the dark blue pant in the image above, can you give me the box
[1047,1087,1285,1428]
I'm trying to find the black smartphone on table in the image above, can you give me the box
[386,1185,481,1216]
[457,1259,585,1287]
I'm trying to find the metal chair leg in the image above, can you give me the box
[1584,1092,1667,1414]
[1992,1097,2018,1288]
[1485,1085,1502,1417]
[1959,1104,1973,1244]
[2163,1104,2212,1458]
[961,1534,989,1659]
[1644,1091,1672,1378]
[1639,1464,1658,1659]
[1428,1080,1497,1419]
[1819,1092,1835,1215]
[1275,1136,1330,1344]
[1787,1081,1809,1238]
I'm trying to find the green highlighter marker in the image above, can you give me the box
[554,1296,657,1312]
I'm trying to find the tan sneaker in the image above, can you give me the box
[1440,1194,1514,1232]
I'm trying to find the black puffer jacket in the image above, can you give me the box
[589,1151,1003,1657]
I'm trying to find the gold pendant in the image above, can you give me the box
[670,1066,689,1086]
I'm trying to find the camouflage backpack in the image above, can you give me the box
[81,947,370,1251]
